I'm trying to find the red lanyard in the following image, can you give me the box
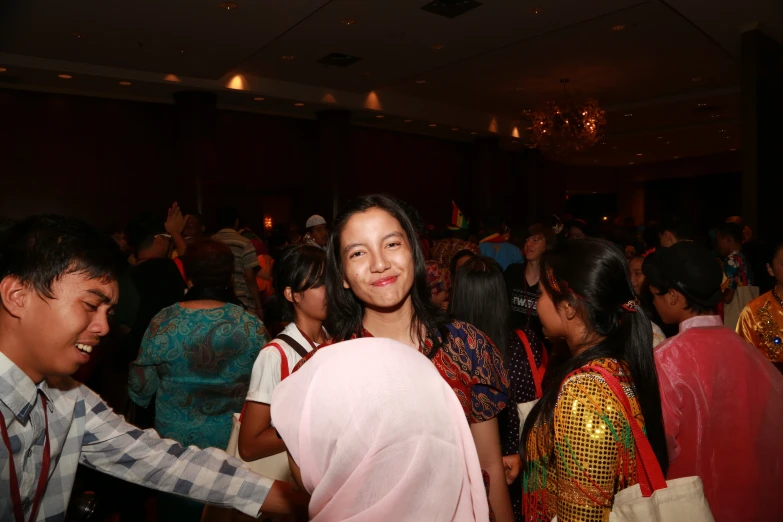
[0,394,51,522]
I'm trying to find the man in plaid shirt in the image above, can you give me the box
[0,216,307,522]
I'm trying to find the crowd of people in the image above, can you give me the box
[0,195,781,522]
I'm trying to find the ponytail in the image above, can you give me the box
[520,239,668,476]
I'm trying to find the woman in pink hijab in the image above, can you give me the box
[271,337,490,522]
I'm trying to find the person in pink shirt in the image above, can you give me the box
[642,241,783,522]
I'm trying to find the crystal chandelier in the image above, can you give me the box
[529,79,606,155]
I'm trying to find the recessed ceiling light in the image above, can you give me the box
[404,119,413,123]
[71,32,86,39]
[164,74,181,82]
[179,48,186,54]
[58,74,72,79]
[691,76,702,82]
[219,2,238,9]
[530,6,543,14]
[729,148,736,151]
[665,141,671,145]
[673,156,680,159]
[515,87,524,92]
[253,97,264,101]
[657,136,663,139]
[415,80,426,84]
[592,191,597,194]
[281,55,295,61]
[376,115,385,119]
[0,68,6,73]
[119,81,131,86]
[294,102,304,107]
[711,114,720,119]
[452,127,459,131]
[629,162,635,165]
[719,129,726,133]
[636,153,643,156]
[724,135,732,139]
[429,123,437,127]
[341,19,357,25]
[613,146,618,149]
[470,131,477,135]
[612,24,626,31]
[696,103,707,108]
[624,113,633,117]
[431,44,445,51]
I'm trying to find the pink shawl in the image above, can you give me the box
[271,337,490,522]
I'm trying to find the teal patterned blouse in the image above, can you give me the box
[129,303,268,449]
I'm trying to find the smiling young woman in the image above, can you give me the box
[293,195,515,522]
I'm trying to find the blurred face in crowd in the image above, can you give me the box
[0,271,117,382]
[715,234,735,257]
[287,284,328,323]
[524,234,547,262]
[182,215,205,242]
[768,247,783,287]
[628,257,645,297]
[311,224,329,248]
[568,226,586,240]
[340,208,415,312]
[111,232,129,253]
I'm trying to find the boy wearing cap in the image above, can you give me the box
[302,215,328,250]
[642,242,783,522]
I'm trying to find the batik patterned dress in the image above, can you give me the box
[129,303,268,449]
[522,358,645,522]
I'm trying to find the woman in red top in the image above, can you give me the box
[295,195,514,522]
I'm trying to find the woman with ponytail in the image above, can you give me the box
[520,238,668,522]
[130,239,269,520]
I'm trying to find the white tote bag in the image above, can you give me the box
[590,367,714,522]
[724,285,759,330]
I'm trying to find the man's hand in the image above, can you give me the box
[502,454,522,485]
[165,202,186,236]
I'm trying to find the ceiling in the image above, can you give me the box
[0,0,780,165]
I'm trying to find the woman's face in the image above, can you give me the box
[628,257,645,297]
[340,208,415,310]
[293,284,328,322]
[537,282,566,339]
[524,234,547,261]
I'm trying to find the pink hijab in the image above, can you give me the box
[271,338,490,522]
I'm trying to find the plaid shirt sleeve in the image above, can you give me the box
[78,387,273,517]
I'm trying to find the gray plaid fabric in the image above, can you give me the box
[0,352,272,522]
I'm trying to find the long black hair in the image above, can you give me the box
[521,238,669,475]
[274,244,326,322]
[449,256,510,356]
[325,194,448,351]
[181,239,241,306]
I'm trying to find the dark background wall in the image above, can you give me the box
[1,88,743,234]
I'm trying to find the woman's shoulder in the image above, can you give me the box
[560,358,630,389]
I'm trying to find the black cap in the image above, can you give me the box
[642,241,723,308]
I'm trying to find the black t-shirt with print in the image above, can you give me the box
[504,263,544,346]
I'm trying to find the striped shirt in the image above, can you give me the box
[0,351,272,521]
[212,229,260,310]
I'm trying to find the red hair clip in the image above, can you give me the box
[546,267,561,293]
[621,299,640,313]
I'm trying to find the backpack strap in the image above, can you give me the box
[278,333,310,359]
[239,342,289,423]
[515,329,547,398]
[172,257,187,284]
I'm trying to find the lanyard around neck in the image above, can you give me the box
[0,394,51,522]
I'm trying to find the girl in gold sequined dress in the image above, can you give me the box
[737,238,783,372]
[520,239,669,522]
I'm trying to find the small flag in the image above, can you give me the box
[449,201,469,230]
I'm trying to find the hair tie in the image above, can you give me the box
[620,298,640,313]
